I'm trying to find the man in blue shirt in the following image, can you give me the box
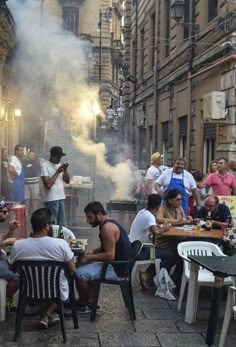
[197,195,231,229]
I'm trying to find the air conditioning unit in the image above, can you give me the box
[203,91,226,121]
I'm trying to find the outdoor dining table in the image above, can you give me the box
[161,226,223,240]
[185,255,236,346]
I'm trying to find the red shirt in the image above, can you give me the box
[204,171,236,195]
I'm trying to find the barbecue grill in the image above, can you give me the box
[106,200,137,215]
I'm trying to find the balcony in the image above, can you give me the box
[111,39,123,62]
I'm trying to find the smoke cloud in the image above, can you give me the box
[8,0,139,200]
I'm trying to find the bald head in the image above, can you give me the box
[229,159,236,171]
[204,195,219,212]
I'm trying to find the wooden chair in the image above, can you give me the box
[90,240,142,321]
[13,260,78,343]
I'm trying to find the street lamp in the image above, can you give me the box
[171,0,185,23]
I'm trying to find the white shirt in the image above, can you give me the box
[41,160,65,202]
[8,155,22,182]
[9,237,74,301]
[129,209,156,243]
[145,165,163,194]
[156,168,196,194]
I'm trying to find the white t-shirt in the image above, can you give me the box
[145,165,163,194]
[156,168,196,194]
[8,155,22,182]
[41,160,65,202]
[129,209,156,243]
[9,236,74,301]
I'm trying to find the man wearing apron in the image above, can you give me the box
[8,145,25,203]
[154,158,201,216]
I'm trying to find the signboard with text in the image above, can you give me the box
[218,196,236,217]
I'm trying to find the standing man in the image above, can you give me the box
[22,150,41,215]
[144,152,167,196]
[41,146,70,226]
[1,147,9,199]
[8,144,25,203]
[9,207,75,328]
[203,158,236,196]
[154,157,200,216]
[75,201,131,312]
[228,159,236,178]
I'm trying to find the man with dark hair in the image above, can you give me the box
[154,157,200,215]
[203,158,236,196]
[197,195,231,229]
[9,207,75,328]
[8,144,25,203]
[41,146,70,226]
[129,194,174,287]
[75,201,131,313]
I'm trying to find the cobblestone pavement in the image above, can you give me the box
[1,285,236,347]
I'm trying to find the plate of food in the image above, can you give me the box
[69,239,88,251]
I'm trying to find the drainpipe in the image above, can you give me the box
[153,0,159,158]
[132,0,138,159]
[189,54,236,80]
[186,0,195,168]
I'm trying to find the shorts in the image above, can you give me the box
[0,259,19,280]
[24,183,40,200]
[75,262,122,281]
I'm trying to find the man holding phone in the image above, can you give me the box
[41,146,70,226]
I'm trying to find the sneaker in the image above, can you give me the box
[6,298,17,314]
[49,313,60,326]
[39,315,49,329]
[76,302,91,314]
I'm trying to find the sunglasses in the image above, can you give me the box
[48,220,55,224]
[0,210,8,215]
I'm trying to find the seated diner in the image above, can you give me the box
[156,189,193,226]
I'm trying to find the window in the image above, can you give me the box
[140,28,145,78]
[150,13,156,69]
[62,7,79,35]
[165,0,170,57]
[208,0,218,22]
[183,0,190,39]
[179,116,187,157]
[162,122,169,161]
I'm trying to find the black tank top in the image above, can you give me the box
[99,219,131,277]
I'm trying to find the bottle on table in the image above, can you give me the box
[225,216,233,237]
[205,211,212,231]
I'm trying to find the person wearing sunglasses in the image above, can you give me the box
[156,189,193,226]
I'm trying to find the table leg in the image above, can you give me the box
[205,276,224,346]
[185,262,199,324]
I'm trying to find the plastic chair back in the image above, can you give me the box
[52,225,76,241]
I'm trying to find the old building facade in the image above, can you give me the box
[123,0,236,171]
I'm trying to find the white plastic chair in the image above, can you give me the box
[0,278,7,321]
[52,225,76,241]
[177,241,233,316]
[131,243,161,286]
[0,249,7,321]
[219,286,236,347]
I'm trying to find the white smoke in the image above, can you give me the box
[8,0,138,200]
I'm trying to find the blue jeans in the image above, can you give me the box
[75,262,122,281]
[44,200,66,226]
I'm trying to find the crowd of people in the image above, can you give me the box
[1,145,236,329]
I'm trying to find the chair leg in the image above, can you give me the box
[219,287,233,347]
[14,295,27,341]
[90,282,101,322]
[58,301,66,343]
[193,285,200,322]
[120,282,136,321]
[69,289,78,329]
[177,276,187,312]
